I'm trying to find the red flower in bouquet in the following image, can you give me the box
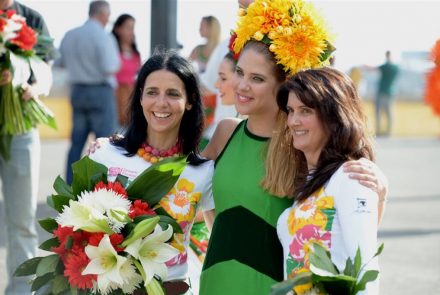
[0,9,56,161]
[10,22,37,51]
[64,251,97,290]
[129,199,156,219]
[95,180,128,197]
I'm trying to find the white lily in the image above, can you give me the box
[56,199,113,234]
[125,225,179,285]
[82,235,128,295]
[103,257,143,294]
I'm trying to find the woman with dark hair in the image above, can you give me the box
[89,49,214,294]
[275,67,379,294]
[112,14,141,126]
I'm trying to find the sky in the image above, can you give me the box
[23,0,440,72]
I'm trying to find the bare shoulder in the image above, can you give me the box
[201,118,242,160]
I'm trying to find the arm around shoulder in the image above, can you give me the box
[201,117,242,161]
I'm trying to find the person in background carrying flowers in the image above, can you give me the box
[0,0,55,294]
[199,0,387,294]
[89,49,214,294]
[273,68,380,294]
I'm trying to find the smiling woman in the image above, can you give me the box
[87,48,215,294]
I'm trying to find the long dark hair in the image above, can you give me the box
[277,67,375,201]
[112,49,205,162]
[111,14,139,56]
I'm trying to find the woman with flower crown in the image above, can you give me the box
[199,0,387,294]
[89,49,214,294]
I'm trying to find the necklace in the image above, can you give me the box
[137,141,181,164]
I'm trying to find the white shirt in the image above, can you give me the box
[277,166,379,294]
[89,138,214,281]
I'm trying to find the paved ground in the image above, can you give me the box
[1,137,439,294]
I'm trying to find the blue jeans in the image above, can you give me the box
[375,93,394,136]
[0,129,40,295]
[66,84,117,183]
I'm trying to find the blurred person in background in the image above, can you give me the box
[0,0,54,294]
[214,52,238,107]
[57,0,120,184]
[188,15,221,74]
[375,50,400,137]
[112,13,141,128]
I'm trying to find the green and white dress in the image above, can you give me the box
[200,120,292,295]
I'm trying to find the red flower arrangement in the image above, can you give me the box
[14,156,188,295]
[0,9,56,160]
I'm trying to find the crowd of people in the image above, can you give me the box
[0,0,390,294]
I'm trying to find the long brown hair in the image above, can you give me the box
[264,67,375,200]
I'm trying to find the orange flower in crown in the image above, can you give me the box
[231,0,335,77]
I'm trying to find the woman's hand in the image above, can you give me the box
[343,158,388,199]
[0,69,12,86]
[87,139,102,155]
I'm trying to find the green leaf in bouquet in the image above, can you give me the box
[31,272,54,292]
[115,174,129,188]
[353,270,379,294]
[314,275,355,295]
[373,243,384,259]
[269,271,312,295]
[38,218,59,234]
[343,256,355,277]
[121,216,160,247]
[36,254,60,277]
[154,207,173,219]
[126,156,187,207]
[47,195,74,213]
[158,215,183,235]
[309,243,338,275]
[39,237,60,251]
[132,213,183,236]
[353,247,362,277]
[53,176,74,198]
[52,274,69,295]
[71,156,108,196]
[65,236,73,250]
[14,256,42,276]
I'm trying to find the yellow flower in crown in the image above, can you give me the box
[232,0,335,77]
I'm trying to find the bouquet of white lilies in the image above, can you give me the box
[15,156,187,295]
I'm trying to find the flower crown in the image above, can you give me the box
[230,0,335,77]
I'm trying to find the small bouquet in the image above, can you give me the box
[0,9,56,160]
[270,243,384,295]
[15,155,188,295]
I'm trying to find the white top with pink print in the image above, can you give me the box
[89,138,214,281]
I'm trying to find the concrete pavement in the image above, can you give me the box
[1,137,439,294]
